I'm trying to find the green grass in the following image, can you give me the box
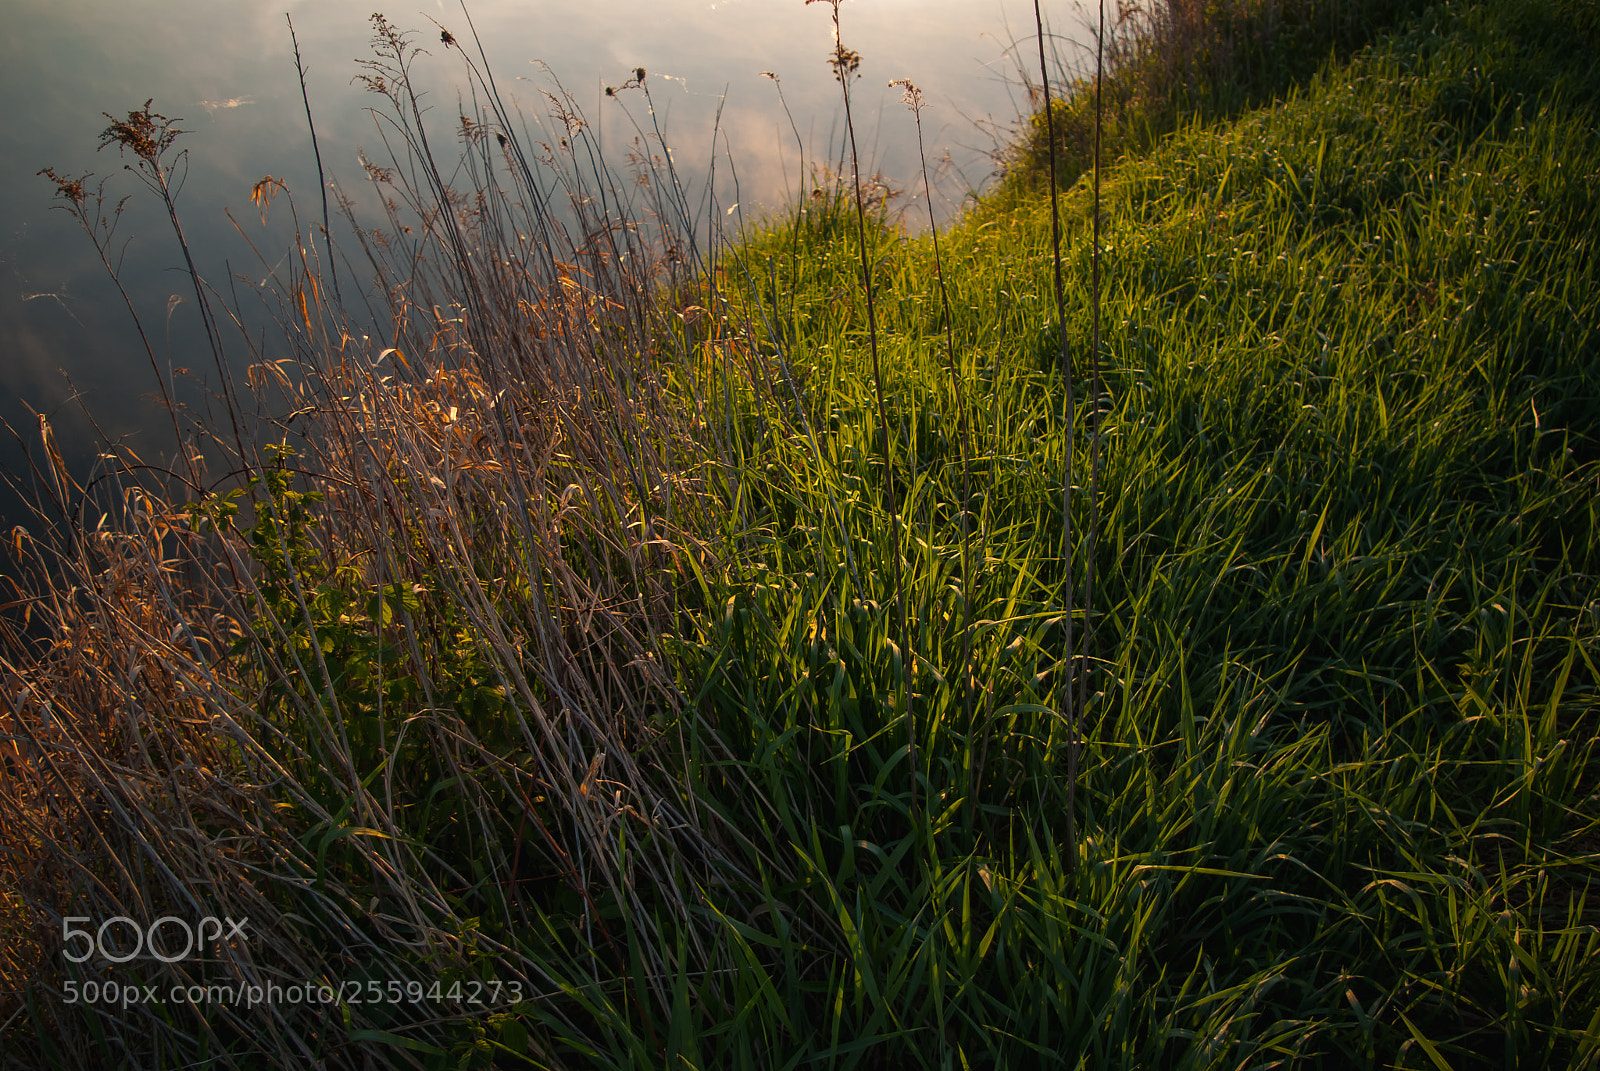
[653,1,1600,1066]
[6,0,1600,1067]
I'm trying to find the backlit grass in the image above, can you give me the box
[670,1,1600,1065]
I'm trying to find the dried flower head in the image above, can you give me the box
[829,46,861,83]
[361,153,395,184]
[890,78,924,112]
[38,167,88,207]
[99,100,182,164]
[610,67,649,96]
[544,92,587,136]
[807,0,858,84]
[368,12,413,55]
[249,175,287,226]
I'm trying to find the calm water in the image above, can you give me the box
[1,0,1081,529]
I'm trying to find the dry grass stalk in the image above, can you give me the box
[3,15,757,1065]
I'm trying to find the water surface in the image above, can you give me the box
[2,0,1083,528]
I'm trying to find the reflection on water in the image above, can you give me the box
[1,0,1078,528]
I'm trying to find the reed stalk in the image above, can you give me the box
[808,0,916,813]
[1029,0,1078,868]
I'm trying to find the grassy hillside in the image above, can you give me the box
[679,0,1600,1065]
[5,0,1599,1067]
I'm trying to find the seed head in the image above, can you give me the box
[829,46,861,83]
[890,78,924,112]
[100,100,182,164]
[38,167,88,206]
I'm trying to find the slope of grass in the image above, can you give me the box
[656,1,1600,1065]
[990,0,1443,217]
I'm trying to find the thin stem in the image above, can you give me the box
[896,80,973,832]
[1076,0,1107,870]
[287,15,342,306]
[819,0,915,814]
[1032,0,1077,870]
[37,173,195,490]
